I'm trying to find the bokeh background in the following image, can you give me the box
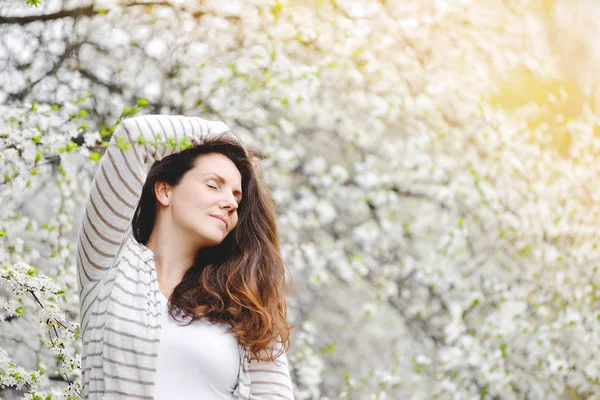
[2,0,600,398]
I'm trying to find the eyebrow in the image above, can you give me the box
[203,172,243,201]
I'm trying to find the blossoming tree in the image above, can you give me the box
[2,0,600,399]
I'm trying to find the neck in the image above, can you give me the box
[145,219,198,298]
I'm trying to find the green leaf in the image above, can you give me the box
[100,125,111,138]
[74,92,91,104]
[270,1,283,18]
[27,268,36,276]
[136,98,150,107]
[89,152,101,162]
[15,306,24,315]
[319,342,337,354]
[97,8,108,14]
[66,142,78,152]
[180,137,192,149]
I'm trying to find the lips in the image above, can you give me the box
[210,215,227,229]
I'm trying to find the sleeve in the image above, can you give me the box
[75,114,230,293]
[248,340,295,400]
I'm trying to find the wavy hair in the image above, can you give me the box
[131,132,292,362]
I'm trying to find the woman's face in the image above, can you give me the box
[166,152,243,248]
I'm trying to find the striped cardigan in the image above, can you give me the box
[76,115,294,399]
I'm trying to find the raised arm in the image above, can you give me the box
[75,115,230,293]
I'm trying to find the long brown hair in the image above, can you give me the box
[132,132,292,362]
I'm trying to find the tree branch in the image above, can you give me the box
[6,43,81,103]
[0,5,95,25]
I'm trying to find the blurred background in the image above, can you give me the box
[2,0,600,399]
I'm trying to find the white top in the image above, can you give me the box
[153,294,241,399]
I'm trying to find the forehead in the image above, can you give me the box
[191,153,242,185]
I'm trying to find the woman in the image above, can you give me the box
[76,114,294,399]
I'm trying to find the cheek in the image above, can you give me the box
[230,214,240,231]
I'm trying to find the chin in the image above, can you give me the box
[200,230,227,247]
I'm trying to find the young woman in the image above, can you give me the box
[76,115,294,399]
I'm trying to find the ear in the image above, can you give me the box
[154,181,172,207]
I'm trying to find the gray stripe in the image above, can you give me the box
[104,340,158,357]
[104,372,154,385]
[249,369,291,378]
[104,327,160,343]
[82,222,114,258]
[81,293,101,335]
[90,190,127,231]
[121,122,145,177]
[79,234,110,272]
[116,260,143,282]
[165,117,181,157]
[81,275,112,333]
[185,117,196,145]
[109,293,160,316]
[176,116,190,155]
[106,147,138,198]
[251,393,293,399]
[84,324,161,345]
[76,265,85,301]
[104,356,156,372]
[90,310,161,329]
[120,124,144,186]
[76,245,96,284]
[82,320,106,337]
[85,211,121,246]
[252,380,294,392]
[89,389,153,399]
[91,271,159,306]
[101,154,137,207]
[114,280,159,298]
[189,117,204,141]
[96,275,117,301]
[151,118,178,158]
[83,337,103,345]
[120,256,154,276]
[94,177,129,222]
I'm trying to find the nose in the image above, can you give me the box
[219,192,238,211]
